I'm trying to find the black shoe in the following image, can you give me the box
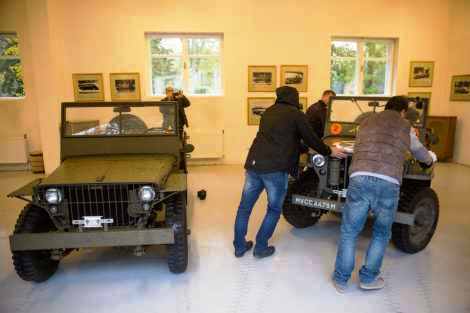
[253,246,275,259]
[234,241,253,258]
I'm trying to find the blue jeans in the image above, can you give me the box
[334,175,400,285]
[234,170,288,253]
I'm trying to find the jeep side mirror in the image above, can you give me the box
[183,144,195,153]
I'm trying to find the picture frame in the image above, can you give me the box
[248,66,277,92]
[450,74,470,101]
[280,65,308,92]
[72,73,105,102]
[110,72,141,101]
[299,97,308,112]
[247,97,275,126]
[408,92,432,108]
[409,61,434,87]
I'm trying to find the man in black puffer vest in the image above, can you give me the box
[233,86,346,259]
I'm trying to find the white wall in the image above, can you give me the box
[449,0,470,165]
[1,0,460,172]
[0,0,41,153]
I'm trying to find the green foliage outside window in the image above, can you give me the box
[150,37,221,95]
[0,34,25,97]
[331,40,391,96]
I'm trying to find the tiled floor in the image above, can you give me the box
[0,164,469,313]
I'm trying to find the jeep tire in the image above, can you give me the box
[282,169,323,228]
[392,186,439,254]
[12,204,59,282]
[166,193,188,273]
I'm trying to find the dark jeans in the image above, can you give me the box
[334,175,400,285]
[234,170,288,253]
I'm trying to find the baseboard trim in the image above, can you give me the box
[0,163,29,172]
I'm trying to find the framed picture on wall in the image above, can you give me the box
[72,73,105,102]
[299,96,308,112]
[450,74,470,101]
[247,97,275,126]
[409,61,434,87]
[110,72,141,101]
[248,66,277,92]
[408,91,432,108]
[280,65,308,92]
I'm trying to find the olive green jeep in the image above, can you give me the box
[8,101,194,282]
[283,96,439,254]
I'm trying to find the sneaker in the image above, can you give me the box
[359,277,385,290]
[234,241,253,258]
[331,276,347,293]
[253,246,275,259]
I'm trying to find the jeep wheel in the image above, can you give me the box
[392,187,439,254]
[166,193,188,273]
[282,170,322,228]
[12,204,59,282]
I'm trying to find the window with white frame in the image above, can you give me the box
[0,32,25,98]
[330,38,395,96]
[147,34,223,96]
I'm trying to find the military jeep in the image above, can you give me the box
[283,96,439,254]
[8,101,193,282]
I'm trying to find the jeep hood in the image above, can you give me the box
[40,154,176,186]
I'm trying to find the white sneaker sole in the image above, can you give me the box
[359,283,385,290]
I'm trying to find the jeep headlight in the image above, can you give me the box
[139,186,156,202]
[45,188,62,204]
[311,154,326,168]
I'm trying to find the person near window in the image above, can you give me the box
[233,86,346,259]
[332,96,437,293]
[161,86,191,131]
[306,90,336,138]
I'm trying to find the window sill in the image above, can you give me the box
[0,96,26,102]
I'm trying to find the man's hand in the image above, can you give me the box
[330,146,347,159]
[428,150,438,163]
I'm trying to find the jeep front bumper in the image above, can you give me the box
[292,194,415,226]
[10,228,174,251]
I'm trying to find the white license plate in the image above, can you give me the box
[72,216,114,228]
[292,195,342,211]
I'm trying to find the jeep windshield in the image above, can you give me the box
[63,102,178,137]
[329,96,425,127]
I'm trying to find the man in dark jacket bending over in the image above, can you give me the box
[233,86,346,258]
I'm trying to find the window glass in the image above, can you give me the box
[148,35,223,96]
[331,58,357,96]
[330,38,394,96]
[188,38,220,55]
[151,57,183,95]
[363,60,387,95]
[330,99,386,123]
[189,57,221,95]
[331,41,357,57]
[0,33,24,97]
[65,104,177,136]
[150,38,182,56]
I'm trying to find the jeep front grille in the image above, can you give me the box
[37,184,156,227]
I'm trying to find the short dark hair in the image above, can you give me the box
[322,90,336,97]
[385,96,409,112]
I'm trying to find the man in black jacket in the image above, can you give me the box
[161,86,190,131]
[306,90,336,138]
[233,86,346,258]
